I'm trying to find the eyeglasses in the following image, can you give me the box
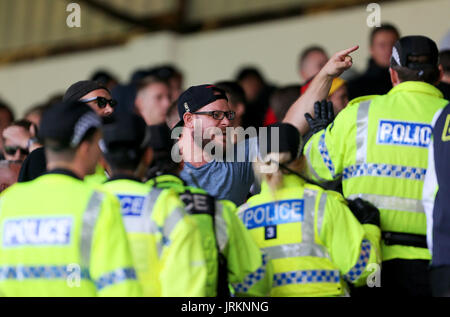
[80,96,117,109]
[193,110,236,121]
[4,146,29,156]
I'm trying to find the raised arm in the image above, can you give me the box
[283,45,359,135]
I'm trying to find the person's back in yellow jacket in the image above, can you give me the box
[148,173,273,297]
[0,101,141,296]
[100,113,207,296]
[239,122,381,296]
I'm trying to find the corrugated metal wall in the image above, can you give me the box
[0,0,406,59]
[0,0,133,53]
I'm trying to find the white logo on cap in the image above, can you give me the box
[184,102,190,112]
[392,46,401,66]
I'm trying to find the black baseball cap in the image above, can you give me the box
[63,80,110,103]
[100,113,149,154]
[259,123,302,162]
[174,84,228,128]
[39,101,102,148]
[391,35,439,70]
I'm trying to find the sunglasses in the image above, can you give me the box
[4,146,29,156]
[194,110,236,120]
[80,96,117,109]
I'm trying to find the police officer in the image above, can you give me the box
[423,103,450,296]
[146,123,273,297]
[301,36,448,296]
[100,113,208,297]
[238,123,381,296]
[0,101,141,296]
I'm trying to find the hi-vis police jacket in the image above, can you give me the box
[84,164,108,185]
[102,176,207,297]
[0,171,142,296]
[238,174,381,297]
[147,174,273,297]
[304,81,448,261]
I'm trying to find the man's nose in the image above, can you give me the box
[13,149,21,160]
[103,105,114,116]
[220,115,231,127]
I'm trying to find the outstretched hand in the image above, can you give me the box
[321,45,359,78]
[283,45,358,136]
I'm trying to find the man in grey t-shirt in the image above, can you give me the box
[172,84,258,205]
[180,132,259,206]
[173,46,358,206]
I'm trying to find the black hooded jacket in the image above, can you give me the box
[347,58,393,100]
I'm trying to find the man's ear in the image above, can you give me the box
[134,97,143,115]
[98,153,109,170]
[144,147,154,166]
[183,112,193,129]
[98,154,109,172]
[300,69,307,81]
[76,140,90,159]
[389,67,400,86]
[29,123,37,138]
[437,64,444,85]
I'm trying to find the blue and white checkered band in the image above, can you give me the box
[70,111,102,147]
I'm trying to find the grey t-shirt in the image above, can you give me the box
[180,137,258,206]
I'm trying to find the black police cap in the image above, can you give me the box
[391,35,439,70]
[39,100,101,148]
[101,112,148,153]
[147,123,174,152]
[259,122,302,162]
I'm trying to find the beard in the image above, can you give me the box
[191,127,229,161]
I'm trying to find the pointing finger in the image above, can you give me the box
[335,45,359,58]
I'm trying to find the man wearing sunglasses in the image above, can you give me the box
[1,120,38,163]
[64,80,117,117]
[18,80,116,183]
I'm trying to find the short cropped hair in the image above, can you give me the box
[370,23,400,45]
[298,46,327,70]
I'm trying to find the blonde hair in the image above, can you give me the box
[253,152,306,194]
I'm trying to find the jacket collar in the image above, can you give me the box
[148,174,184,187]
[388,81,443,98]
[260,173,306,194]
[105,174,142,183]
[46,168,82,181]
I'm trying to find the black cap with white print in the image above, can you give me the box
[39,101,102,149]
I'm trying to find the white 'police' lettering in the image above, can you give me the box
[180,193,214,214]
[377,120,432,148]
[117,195,145,216]
[242,200,304,230]
[3,217,72,247]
